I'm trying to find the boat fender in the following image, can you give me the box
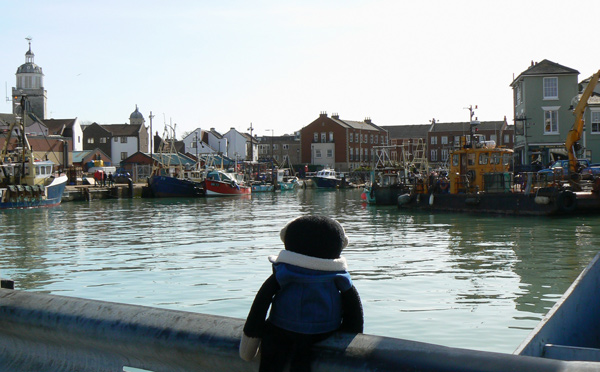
[534,196,550,205]
[397,193,411,206]
[556,190,577,213]
[429,194,434,206]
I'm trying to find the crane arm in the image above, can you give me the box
[565,69,600,174]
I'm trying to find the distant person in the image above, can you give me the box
[108,172,114,187]
[102,171,107,187]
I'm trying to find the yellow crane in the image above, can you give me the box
[565,69,600,185]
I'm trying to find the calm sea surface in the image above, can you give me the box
[1,188,599,354]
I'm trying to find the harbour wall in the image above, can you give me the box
[0,288,598,372]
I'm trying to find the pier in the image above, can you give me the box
[0,288,598,372]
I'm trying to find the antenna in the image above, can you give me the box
[5,82,10,103]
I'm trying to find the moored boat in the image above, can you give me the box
[397,122,600,216]
[0,110,68,209]
[312,168,340,189]
[148,175,205,198]
[203,169,250,196]
[251,182,274,193]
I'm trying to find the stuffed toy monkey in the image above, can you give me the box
[239,215,364,372]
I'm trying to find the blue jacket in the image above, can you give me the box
[268,262,353,334]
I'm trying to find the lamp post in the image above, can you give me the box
[266,129,274,184]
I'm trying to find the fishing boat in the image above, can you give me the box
[397,113,600,216]
[203,169,250,196]
[148,125,205,198]
[277,168,298,191]
[515,252,600,362]
[148,174,205,198]
[250,181,274,193]
[362,146,411,205]
[0,112,68,209]
[312,168,341,189]
[363,168,410,205]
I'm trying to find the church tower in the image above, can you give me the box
[12,38,47,119]
[129,105,145,125]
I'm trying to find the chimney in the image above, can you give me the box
[319,111,328,118]
[332,113,339,119]
[364,117,372,124]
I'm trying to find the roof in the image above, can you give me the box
[329,116,382,132]
[43,119,77,135]
[511,59,579,86]
[101,124,143,136]
[72,150,93,163]
[152,152,196,166]
[430,120,506,132]
[0,113,18,125]
[381,124,430,139]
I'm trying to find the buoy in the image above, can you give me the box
[361,192,367,200]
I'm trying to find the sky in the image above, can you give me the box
[1,0,599,139]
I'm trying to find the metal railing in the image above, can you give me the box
[0,288,597,372]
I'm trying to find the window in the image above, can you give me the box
[314,132,318,142]
[543,108,559,134]
[592,111,600,133]
[121,152,128,160]
[430,136,437,145]
[491,153,501,165]
[283,144,289,150]
[370,135,373,144]
[430,150,437,161]
[272,144,278,150]
[543,77,558,99]
[274,155,279,161]
[490,134,497,143]
[349,148,353,161]
[441,136,448,145]
[355,133,359,143]
[374,135,378,144]
[349,133,353,143]
[315,149,322,158]
[329,132,334,142]
[504,134,510,143]
[114,137,118,142]
[363,134,367,143]
[468,153,475,165]
[87,138,94,144]
[479,153,489,165]
[321,133,326,143]
[99,137,107,144]
[121,137,128,143]
[78,136,81,143]
[452,154,459,167]
[441,148,449,161]
[327,149,333,158]
[454,135,460,144]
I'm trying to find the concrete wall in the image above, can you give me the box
[0,289,599,372]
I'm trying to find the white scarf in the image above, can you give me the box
[268,250,348,272]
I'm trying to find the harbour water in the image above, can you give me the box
[1,188,599,354]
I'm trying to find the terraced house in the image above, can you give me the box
[300,112,389,171]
